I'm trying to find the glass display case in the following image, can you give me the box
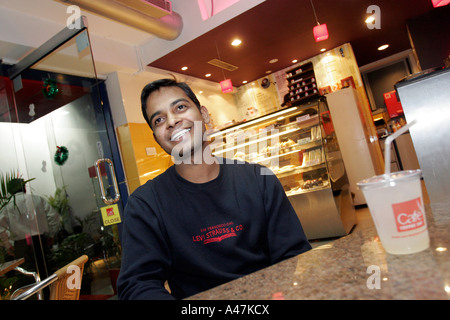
[209,98,356,240]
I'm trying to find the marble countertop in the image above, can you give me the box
[187,205,449,300]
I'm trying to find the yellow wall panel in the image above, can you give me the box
[116,124,141,193]
[126,123,173,186]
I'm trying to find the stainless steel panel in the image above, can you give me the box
[289,185,356,240]
[395,68,450,206]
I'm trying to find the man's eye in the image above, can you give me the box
[176,104,187,111]
[154,117,164,126]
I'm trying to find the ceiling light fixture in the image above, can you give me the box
[432,0,450,7]
[231,39,242,46]
[269,58,278,64]
[310,0,329,42]
[181,66,188,71]
[365,16,375,24]
[366,5,381,29]
[220,79,233,93]
[320,48,326,52]
[378,44,389,51]
[215,40,233,93]
[205,73,211,77]
[292,59,298,63]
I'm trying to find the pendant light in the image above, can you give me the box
[215,40,233,93]
[432,0,450,7]
[310,0,328,42]
[220,79,233,93]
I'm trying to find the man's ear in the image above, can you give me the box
[200,106,210,124]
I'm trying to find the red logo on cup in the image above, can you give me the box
[392,197,425,232]
[106,207,115,217]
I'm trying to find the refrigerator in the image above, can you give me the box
[326,88,378,205]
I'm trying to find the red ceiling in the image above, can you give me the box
[149,0,435,86]
[0,76,88,123]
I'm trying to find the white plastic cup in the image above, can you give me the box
[357,170,430,255]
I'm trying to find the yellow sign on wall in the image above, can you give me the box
[100,204,122,226]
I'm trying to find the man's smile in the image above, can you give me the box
[171,128,191,141]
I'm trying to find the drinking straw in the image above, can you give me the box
[384,119,417,177]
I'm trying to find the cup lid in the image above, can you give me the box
[357,169,422,190]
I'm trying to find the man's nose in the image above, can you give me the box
[166,112,181,128]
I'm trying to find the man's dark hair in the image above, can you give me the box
[141,78,201,129]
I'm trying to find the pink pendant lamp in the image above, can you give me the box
[313,23,329,42]
[310,0,329,42]
[432,0,450,7]
[220,79,233,93]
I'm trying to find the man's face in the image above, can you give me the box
[145,86,208,159]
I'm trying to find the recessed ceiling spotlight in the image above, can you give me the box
[205,73,211,77]
[231,39,242,46]
[378,44,389,51]
[320,48,326,52]
[292,59,298,63]
[269,58,278,64]
[242,80,248,84]
[181,66,188,71]
[365,16,375,24]
[266,70,272,74]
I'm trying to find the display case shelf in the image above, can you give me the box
[274,162,327,178]
[209,97,356,240]
[210,100,335,193]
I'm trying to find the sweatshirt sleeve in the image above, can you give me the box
[117,191,175,300]
[257,166,311,264]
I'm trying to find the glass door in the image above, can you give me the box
[0,19,126,299]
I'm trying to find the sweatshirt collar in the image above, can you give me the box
[169,157,225,191]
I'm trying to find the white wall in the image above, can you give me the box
[0,96,102,224]
[106,69,240,128]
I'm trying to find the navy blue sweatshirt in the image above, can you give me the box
[117,160,311,299]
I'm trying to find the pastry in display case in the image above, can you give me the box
[208,97,356,240]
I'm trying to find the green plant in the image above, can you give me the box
[74,210,98,235]
[99,225,122,268]
[0,170,35,212]
[48,232,94,294]
[0,170,36,299]
[49,233,92,267]
[0,170,35,263]
[46,187,71,231]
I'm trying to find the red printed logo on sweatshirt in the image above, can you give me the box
[192,221,244,245]
[392,197,425,232]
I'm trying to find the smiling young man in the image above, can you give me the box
[117,78,311,300]
[145,82,218,183]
